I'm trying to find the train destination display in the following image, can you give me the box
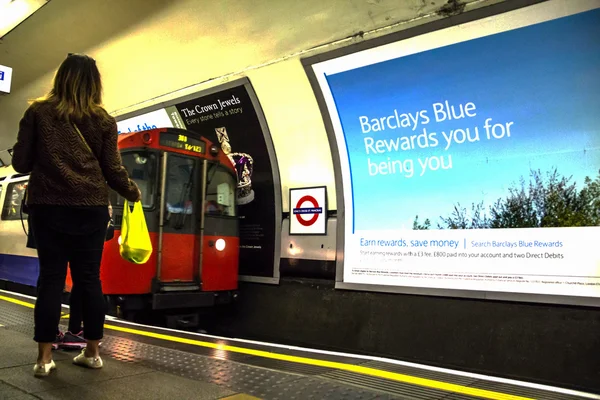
[159,132,206,154]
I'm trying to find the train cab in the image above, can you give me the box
[98,127,240,322]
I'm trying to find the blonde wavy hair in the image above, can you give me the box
[35,53,107,121]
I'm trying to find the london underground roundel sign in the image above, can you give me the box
[289,186,327,235]
[294,195,322,226]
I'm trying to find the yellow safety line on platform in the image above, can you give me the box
[0,294,534,400]
[0,294,34,309]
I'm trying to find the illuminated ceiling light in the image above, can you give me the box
[0,0,49,39]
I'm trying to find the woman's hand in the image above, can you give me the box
[125,180,142,203]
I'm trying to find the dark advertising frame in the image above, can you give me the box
[115,78,282,284]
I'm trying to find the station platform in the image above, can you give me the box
[0,290,598,400]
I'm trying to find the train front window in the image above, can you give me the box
[205,165,236,217]
[165,154,196,216]
[164,154,198,231]
[116,152,157,208]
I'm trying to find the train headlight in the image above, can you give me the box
[117,235,122,245]
[215,238,226,251]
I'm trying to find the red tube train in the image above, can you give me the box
[67,127,240,325]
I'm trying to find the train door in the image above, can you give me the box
[0,176,37,287]
[156,152,202,290]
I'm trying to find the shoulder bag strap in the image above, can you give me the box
[73,123,113,212]
[73,123,96,159]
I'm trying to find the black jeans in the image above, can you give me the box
[31,206,108,343]
[36,276,82,335]
[68,283,83,333]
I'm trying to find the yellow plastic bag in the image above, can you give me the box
[119,200,153,264]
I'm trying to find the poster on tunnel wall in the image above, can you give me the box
[311,1,600,299]
[116,83,278,280]
[173,85,277,279]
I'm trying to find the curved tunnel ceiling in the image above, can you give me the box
[0,0,503,150]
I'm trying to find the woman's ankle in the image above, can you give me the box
[84,340,101,358]
[83,350,99,358]
[37,342,53,364]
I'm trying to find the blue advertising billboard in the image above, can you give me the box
[310,0,600,301]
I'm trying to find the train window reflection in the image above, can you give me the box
[116,152,157,208]
[1,181,28,221]
[205,166,236,217]
[165,155,195,216]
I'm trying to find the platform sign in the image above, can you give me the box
[307,0,600,303]
[0,65,13,94]
[290,186,327,235]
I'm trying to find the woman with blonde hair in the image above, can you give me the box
[12,53,140,376]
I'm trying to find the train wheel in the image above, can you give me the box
[123,310,138,322]
[105,295,121,318]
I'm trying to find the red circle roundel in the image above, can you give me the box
[294,195,321,227]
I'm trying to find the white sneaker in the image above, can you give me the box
[73,349,103,369]
[33,360,56,377]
